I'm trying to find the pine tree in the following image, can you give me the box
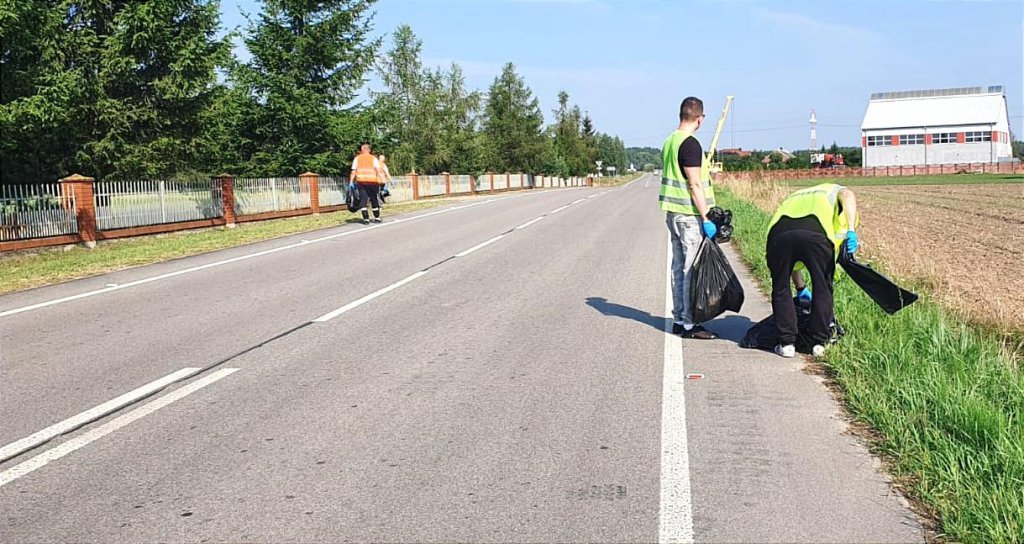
[1,0,232,183]
[221,0,379,176]
[481,63,547,174]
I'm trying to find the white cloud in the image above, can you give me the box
[755,8,881,41]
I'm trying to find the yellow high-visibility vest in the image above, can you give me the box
[659,130,714,215]
[768,183,857,255]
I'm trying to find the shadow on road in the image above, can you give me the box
[703,314,756,344]
[585,297,664,332]
[585,296,756,345]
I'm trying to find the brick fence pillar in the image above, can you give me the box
[60,174,97,248]
[488,172,494,193]
[410,173,420,200]
[300,172,320,214]
[470,175,477,195]
[443,172,451,196]
[506,173,511,192]
[217,174,237,228]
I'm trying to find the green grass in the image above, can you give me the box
[786,172,1022,187]
[593,173,644,187]
[718,189,1024,543]
[0,200,443,294]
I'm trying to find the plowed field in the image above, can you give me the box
[856,183,1023,330]
[717,175,1024,331]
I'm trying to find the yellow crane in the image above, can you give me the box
[705,96,734,174]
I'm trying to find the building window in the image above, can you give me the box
[867,135,891,147]
[964,131,992,143]
[932,132,956,144]
[899,134,924,145]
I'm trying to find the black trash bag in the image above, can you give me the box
[715,223,734,243]
[706,206,734,243]
[346,185,360,213]
[740,297,845,353]
[690,238,745,323]
[838,244,918,314]
[380,184,391,204]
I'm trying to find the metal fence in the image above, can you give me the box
[318,176,347,207]
[234,177,310,215]
[94,179,222,230]
[419,175,448,197]
[0,183,78,241]
[388,177,414,204]
[450,175,473,194]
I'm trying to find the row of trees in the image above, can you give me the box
[0,0,628,185]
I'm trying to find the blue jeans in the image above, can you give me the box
[666,212,703,325]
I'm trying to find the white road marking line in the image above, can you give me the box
[0,367,203,463]
[572,198,586,204]
[515,217,545,230]
[0,368,239,488]
[549,205,570,214]
[455,235,505,257]
[312,271,428,322]
[0,197,513,319]
[659,235,695,543]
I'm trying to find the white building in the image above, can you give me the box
[860,86,1013,167]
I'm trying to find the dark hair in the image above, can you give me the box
[679,97,704,122]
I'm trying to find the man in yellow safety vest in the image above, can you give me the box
[766,183,859,358]
[350,143,385,224]
[660,96,719,339]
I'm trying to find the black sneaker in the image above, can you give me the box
[372,218,382,223]
[676,324,718,340]
[361,219,370,225]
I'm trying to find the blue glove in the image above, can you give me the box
[846,230,859,254]
[702,220,717,239]
[797,287,812,302]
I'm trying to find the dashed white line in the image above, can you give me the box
[659,235,695,543]
[2,190,599,319]
[572,198,586,204]
[549,205,570,214]
[0,368,239,488]
[312,271,429,322]
[515,217,545,230]
[0,367,203,463]
[455,235,506,257]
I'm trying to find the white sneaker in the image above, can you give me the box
[811,344,826,357]
[774,344,796,358]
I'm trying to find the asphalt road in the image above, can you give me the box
[0,175,923,542]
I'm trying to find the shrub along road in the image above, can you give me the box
[0,175,921,542]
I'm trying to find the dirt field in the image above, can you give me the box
[717,176,1024,331]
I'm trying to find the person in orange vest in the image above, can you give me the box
[349,143,385,224]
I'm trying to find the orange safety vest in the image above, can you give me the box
[354,153,379,183]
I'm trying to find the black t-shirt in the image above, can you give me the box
[677,137,703,182]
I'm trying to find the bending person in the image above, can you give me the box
[766,183,858,358]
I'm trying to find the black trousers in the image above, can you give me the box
[766,223,835,345]
[357,183,381,219]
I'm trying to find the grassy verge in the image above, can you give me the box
[719,188,1023,543]
[0,199,446,295]
[592,173,644,187]
[785,172,1022,187]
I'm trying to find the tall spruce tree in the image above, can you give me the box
[1,0,231,183]
[220,0,379,176]
[481,63,547,174]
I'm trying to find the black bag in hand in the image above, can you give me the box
[690,238,745,323]
[346,185,360,213]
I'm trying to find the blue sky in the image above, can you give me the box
[220,0,1023,151]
